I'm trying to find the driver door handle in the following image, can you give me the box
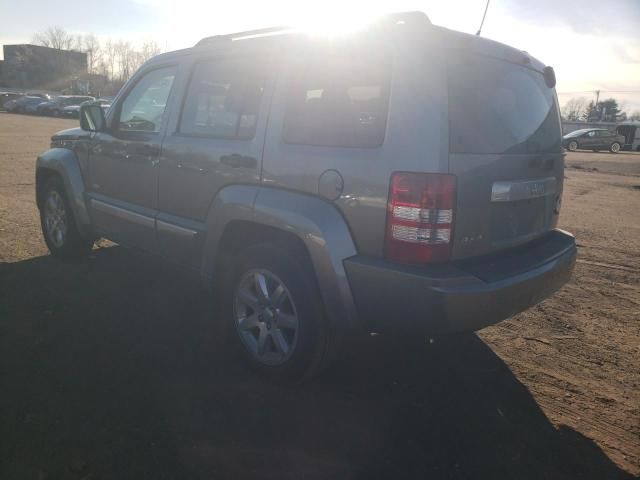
[220,154,257,169]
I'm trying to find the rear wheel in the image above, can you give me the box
[225,244,337,381]
[567,140,578,152]
[610,142,621,153]
[40,176,93,260]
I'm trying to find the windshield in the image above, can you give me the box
[448,53,562,154]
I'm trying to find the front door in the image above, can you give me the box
[580,130,598,149]
[87,66,178,252]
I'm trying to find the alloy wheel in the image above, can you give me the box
[233,269,299,366]
[44,190,67,248]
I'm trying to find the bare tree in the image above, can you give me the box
[115,41,134,82]
[103,40,117,80]
[32,26,76,50]
[140,41,161,63]
[80,34,102,74]
[561,97,588,122]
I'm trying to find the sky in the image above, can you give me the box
[1,0,639,112]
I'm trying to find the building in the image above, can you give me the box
[0,44,87,91]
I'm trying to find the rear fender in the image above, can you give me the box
[201,186,360,330]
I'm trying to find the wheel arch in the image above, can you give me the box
[202,185,360,330]
[36,149,91,237]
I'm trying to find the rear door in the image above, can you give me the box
[158,55,272,267]
[597,130,613,148]
[447,52,564,259]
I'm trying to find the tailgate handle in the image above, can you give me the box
[221,154,257,169]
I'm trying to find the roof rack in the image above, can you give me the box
[194,11,431,48]
[195,25,292,47]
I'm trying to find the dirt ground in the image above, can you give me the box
[1,112,638,479]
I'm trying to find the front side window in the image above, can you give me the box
[283,49,391,148]
[119,67,177,133]
[179,58,265,139]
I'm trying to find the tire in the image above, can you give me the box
[567,140,578,152]
[224,244,338,381]
[39,176,93,260]
[609,142,621,153]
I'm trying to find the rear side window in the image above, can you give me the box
[179,58,266,139]
[283,50,391,148]
[448,53,561,154]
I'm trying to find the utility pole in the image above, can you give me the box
[590,90,601,122]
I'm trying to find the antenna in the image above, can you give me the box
[476,0,491,36]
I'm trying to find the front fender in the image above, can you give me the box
[201,185,360,330]
[36,148,91,237]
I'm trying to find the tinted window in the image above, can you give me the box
[179,59,265,139]
[283,50,390,148]
[119,67,177,132]
[448,53,561,154]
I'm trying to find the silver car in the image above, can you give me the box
[35,12,576,380]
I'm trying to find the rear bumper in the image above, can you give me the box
[344,229,576,334]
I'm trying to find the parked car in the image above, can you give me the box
[6,95,47,113]
[562,128,625,153]
[37,95,95,116]
[36,12,576,380]
[0,92,24,109]
[26,92,51,100]
[616,122,640,152]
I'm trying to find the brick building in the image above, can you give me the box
[0,44,87,90]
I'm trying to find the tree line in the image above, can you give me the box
[32,27,161,83]
[561,97,640,123]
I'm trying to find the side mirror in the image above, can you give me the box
[80,104,106,132]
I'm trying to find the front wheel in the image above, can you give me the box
[225,244,338,381]
[610,142,621,153]
[567,140,578,152]
[40,176,93,260]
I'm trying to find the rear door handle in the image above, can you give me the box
[220,154,257,169]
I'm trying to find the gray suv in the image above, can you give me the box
[35,12,577,380]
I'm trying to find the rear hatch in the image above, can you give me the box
[446,48,564,259]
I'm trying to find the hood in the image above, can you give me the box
[51,127,89,141]
[63,105,81,111]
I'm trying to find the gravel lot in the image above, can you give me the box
[1,112,639,479]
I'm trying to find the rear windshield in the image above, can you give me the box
[448,53,561,154]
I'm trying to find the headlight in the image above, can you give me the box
[50,139,74,149]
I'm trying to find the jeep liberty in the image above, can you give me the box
[36,12,577,380]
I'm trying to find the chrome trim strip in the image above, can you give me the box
[90,199,155,228]
[156,220,197,239]
[491,177,557,202]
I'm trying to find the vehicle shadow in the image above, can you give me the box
[0,247,634,480]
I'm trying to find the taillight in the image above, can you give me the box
[385,172,456,264]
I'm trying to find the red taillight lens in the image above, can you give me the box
[385,172,456,264]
